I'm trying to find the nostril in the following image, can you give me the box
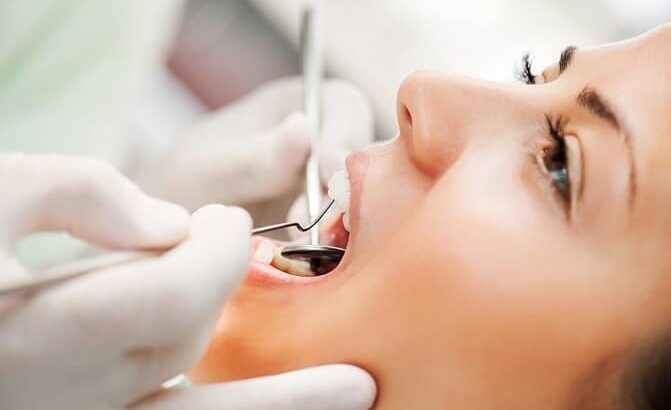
[402,105,413,131]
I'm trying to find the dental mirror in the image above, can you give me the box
[252,198,345,275]
[277,4,345,275]
[280,244,344,275]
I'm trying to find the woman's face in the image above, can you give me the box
[192,25,671,409]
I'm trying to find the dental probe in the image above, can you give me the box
[0,200,338,297]
[279,4,346,274]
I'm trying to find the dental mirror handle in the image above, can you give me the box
[300,4,323,246]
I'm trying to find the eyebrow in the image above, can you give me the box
[558,46,576,74]
[576,87,620,130]
[577,88,637,207]
[557,45,638,207]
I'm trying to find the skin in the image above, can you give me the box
[191,24,671,409]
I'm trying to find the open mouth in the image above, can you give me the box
[246,166,356,286]
[249,213,350,280]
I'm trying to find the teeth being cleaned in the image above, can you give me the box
[253,240,315,277]
[252,239,274,265]
[327,170,351,231]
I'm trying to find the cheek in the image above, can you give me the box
[408,153,576,322]
[357,156,620,400]
[357,141,432,243]
[379,152,544,304]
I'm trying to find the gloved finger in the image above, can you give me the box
[319,80,375,183]
[0,252,31,312]
[217,111,310,204]
[191,77,373,160]
[0,153,188,250]
[34,205,251,349]
[129,364,377,410]
[167,111,310,208]
[123,323,217,402]
[0,252,28,283]
[187,78,304,139]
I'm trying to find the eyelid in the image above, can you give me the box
[564,135,583,219]
[531,125,583,221]
[541,61,566,83]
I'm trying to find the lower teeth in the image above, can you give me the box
[253,240,315,277]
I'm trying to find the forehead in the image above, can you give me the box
[576,24,671,102]
[579,25,671,102]
[547,25,671,238]
[631,23,671,55]
[582,26,671,229]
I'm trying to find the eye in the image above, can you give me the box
[537,116,582,216]
[542,117,570,201]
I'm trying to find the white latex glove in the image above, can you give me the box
[135,77,374,229]
[0,153,376,410]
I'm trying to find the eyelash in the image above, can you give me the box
[516,53,536,85]
[542,115,571,206]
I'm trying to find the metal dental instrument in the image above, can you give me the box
[279,4,345,274]
[0,199,339,297]
[250,198,336,235]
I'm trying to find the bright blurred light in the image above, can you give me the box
[603,0,671,33]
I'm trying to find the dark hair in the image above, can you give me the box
[624,334,671,410]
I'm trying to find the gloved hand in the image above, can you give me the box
[135,77,374,229]
[0,153,376,410]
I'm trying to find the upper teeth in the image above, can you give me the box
[327,170,351,231]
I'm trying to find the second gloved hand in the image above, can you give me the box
[135,77,374,228]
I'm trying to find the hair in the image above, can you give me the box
[622,333,671,410]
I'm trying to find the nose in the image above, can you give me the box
[397,71,526,177]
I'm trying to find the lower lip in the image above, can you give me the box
[244,151,369,289]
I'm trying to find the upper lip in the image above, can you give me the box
[343,151,368,245]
